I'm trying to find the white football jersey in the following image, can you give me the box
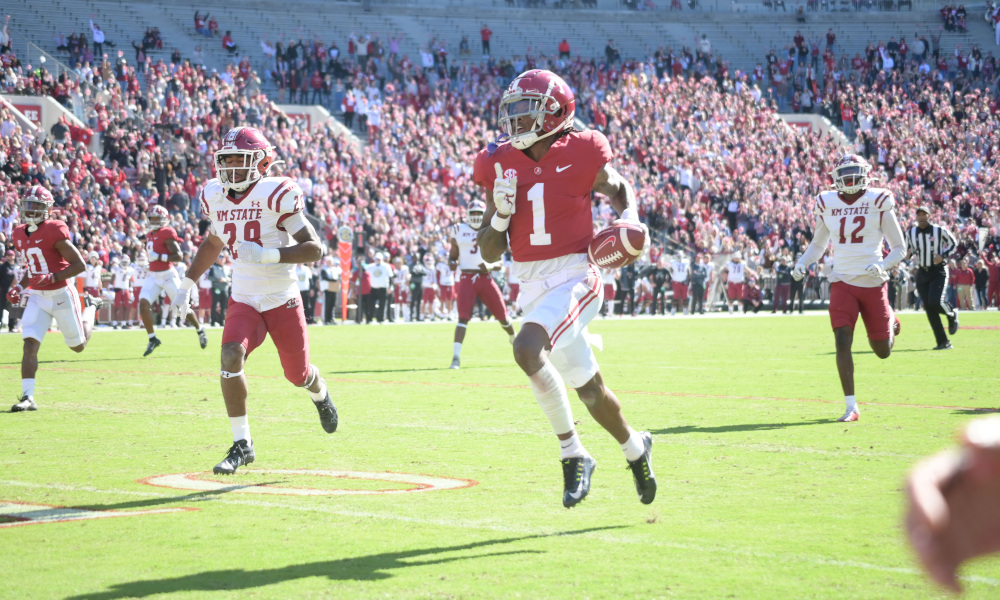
[132,264,148,288]
[726,261,745,283]
[111,265,132,289]
[814,187,895,285]
[436,261,454,286]
[200,177,305,297]
[394,264,409,286]
[669,260,689,283]
[452,223,483,271]
[85,264,102,288]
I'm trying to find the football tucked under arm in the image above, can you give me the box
[588,222,647,269]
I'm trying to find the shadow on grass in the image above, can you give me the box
[952,408,1000,416]
[819,348,933,355]
[66,526,624,599]
[652,419,830,435]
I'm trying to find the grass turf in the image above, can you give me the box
[0,309,998,599]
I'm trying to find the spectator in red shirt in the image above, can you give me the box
[480,24,492,56]
[558,39,570,59]
[985,252,1000,308]
[954,258,975,309]
[222,31,237,55]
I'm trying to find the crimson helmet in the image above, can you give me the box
[21,185,54,228]
[148,204,169,230]
[215,127,273,193]
[831,154,871,195]
[498,69,576,150]
[466,200,486,229]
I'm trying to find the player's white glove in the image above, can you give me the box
[174,278,196,321]
[791,264,807,281]
[865,262,887,279]
[492,162,517,218]
[237,241,281,264]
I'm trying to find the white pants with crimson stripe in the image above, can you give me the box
[21,286,87,346]
[519,262,603,388]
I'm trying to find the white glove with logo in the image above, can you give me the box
[492,162,517,218]
[865,262,887,279]
[237,241,281,264]
[791,264,807,281]
[175,278,196,321]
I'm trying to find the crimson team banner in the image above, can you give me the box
[337,226,353,322]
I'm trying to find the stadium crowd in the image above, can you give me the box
[0,12,998,330]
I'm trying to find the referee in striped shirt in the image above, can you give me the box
[905,206,959,349]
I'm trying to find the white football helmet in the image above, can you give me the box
[136,252,149,267]
[147,205,169,231]
[831,154,871,195]
[120,255,131,268]
[466,200,486,230]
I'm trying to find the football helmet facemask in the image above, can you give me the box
[466,200,486,230]
[215,127,274,193]
[498,69,576,150]
[831,154,871,195]
[21,185,54,230]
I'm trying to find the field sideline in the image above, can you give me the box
[1,310,998,599]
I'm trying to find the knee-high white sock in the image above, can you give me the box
[528,362,575,437]
[230,415,251,443]
[82,305,96,328]
[22,378,35,398]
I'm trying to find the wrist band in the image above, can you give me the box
[262,248,281,264]
[491,213,511,232]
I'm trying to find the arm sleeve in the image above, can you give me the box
[880,210,906,269]
[939,226,957,257]
[795,217,831,269]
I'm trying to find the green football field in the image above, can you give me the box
[1,310,999,599]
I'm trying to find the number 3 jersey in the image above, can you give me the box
[200,176,305,297]
[452,222,484,271]
[813,187,901,287]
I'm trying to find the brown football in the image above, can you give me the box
[588,223,647,269]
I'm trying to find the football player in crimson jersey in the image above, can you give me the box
[138,204,208,356]
[793,154,906,423]
[448,200,515,369]
[475,69,656,508]
[172,126,338,475]
[8,186,101,412]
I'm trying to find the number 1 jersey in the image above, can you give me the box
[200,176,305,297]
[472,130,613,265]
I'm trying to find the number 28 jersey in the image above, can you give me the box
[200,176,305,297]
[472,130,613,264]
[814,187,896,286]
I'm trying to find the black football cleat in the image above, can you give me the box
[933,341,953,350]
[213,439,255,474]
[449,356,460,370]
[143,336,162,357]
[84,294,103,310]
[562,456,596,508]
[627,431,657,504]
[314,391,338,433]
[948,310,959,336]
[10,395,37,412]
[198,329,208,349]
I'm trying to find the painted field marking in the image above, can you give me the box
[141,469,477,496]
[2,479,997,588]
[0,500,194,528]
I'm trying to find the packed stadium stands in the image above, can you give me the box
[0,0,998,325]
